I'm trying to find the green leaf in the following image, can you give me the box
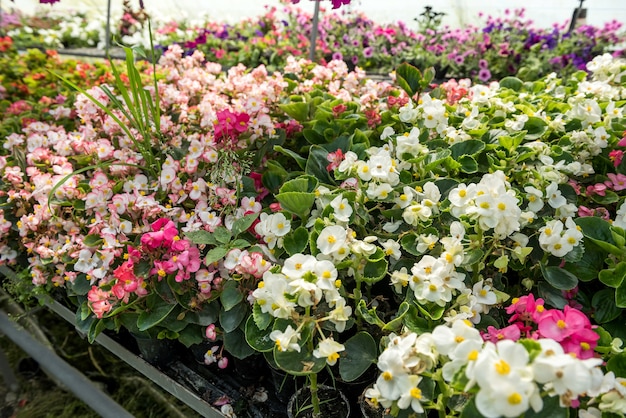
[497,131,526,151]
[87,318,107,344]
[599,262,626,287]
[403,305,430,334]
[185,230,217,245]
[339,332,377,382]
[416,302,445,321]
[616,278,626,308]
[450,139,485,158]
[540,265,578,291]
[137,302,176,332]
[231,213,259,237]
[68,275,92,296]
[283,226,310,256]
[305,145,335,184]
[275,192,316,219]
[382,301,410,332]
[459,398,483,418]
[204,246,229,265]
[356,299,385,328]
[606,352,626,377]
[274,145,307,170]
[592,289,622,323]
[244,315,274,352]
[253,303,272,330]
[212,226,232,244]
[523,116,548,140]
[195,302,219,326]
[361,258,389,285]
[279,102,309,123]
[395,62,422,97]
[525,394,568,418]
[274,346,325,376]
[223,327,256,359]
[219,303,248,333]
[220,280,243,311]
[83,234,103,247]
[458,155,478,173]
[177,325,204,348]
[279,176,319,194]
[499,76,524,91]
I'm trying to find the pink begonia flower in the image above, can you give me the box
[560,328,600,359]
[326,148,345,172]
[481,324,521,343]
[537,306,592,342]
[205,324,217,341]
[238,251,271,279]
[578,206,595,217]
[586,183,607,196]
[606,173,626,191]
[506,294,546,324]
[218,357,229,369]
[87,286,113,318]
[141,218,178,250]
[617,135,626,147]
[609,149,624,167]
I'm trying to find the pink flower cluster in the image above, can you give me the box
[143,218,201,282]
[482,294,600,359]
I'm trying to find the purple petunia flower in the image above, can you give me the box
[332,52,343,61]
[478,68,492,82]
[363,47,373,58]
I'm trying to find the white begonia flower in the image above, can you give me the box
[330,195,353,222]
[355,160,372,181]
[270,325,301,352]
[328,297,352,332]
[614,200,626,229]
[366,182,394,200]
[394,185,418,208]
[313,338,345,366]
[524,185,544,212]
[380,126,395,140]
[475,379,542,418]
[223,248,243,270]
[282,253,317,279]
[533,339,603,397]
[317,225,348,255]
[267,212,291,237]
[337,150,358,173]
[448,183,476,217]
[381,239,402,260]
[431,319,482,357]
[416,234,438,253]
[383,220,403,233]
[472,280,497,307]
[545,182,567,209]
[252,272,295,319]
[74,249,99,273]
[398,102,418,123]
[396,375,425,413]
[402,203,432,226]
[390,267,410,293]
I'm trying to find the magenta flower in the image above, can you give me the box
[506,294,546,324]
[481,324,521,343]
[141,218,178,250]
[537,306,591,342]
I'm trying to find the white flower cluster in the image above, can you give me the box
[252,253,352,331]
[538,217,583,257]
[367,320,626,418]
[448,170,523,238]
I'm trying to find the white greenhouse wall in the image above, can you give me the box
[4,0,626,30]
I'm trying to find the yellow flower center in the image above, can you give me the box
[410,387,422,399]
[495,359,511,375]
[508,392,522,405]
[382,371,393,381]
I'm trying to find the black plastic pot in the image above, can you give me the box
[131,334,177,367]
[287,384,350,418]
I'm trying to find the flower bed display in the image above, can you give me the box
[2,25,626,417]
[3,3,625,81]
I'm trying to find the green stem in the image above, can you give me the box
[309,373,321,417]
